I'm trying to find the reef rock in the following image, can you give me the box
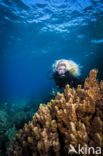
[8,70,103,156]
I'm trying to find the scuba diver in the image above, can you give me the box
[48,59,83,89]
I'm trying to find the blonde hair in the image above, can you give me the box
[52,59,81,76]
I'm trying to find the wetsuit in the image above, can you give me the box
[53,71,82,89]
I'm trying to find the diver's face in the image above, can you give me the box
[57,65,66,75]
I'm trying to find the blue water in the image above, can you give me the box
[0,0,103,104]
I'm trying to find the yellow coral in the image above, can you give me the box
[8,69,103,156]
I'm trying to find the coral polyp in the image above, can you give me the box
[8,70,103,156]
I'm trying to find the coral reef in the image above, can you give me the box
[8,70,103,156]
[0,99,41,155]
[0,110,9,153]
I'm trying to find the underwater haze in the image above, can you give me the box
[0,0,103,103]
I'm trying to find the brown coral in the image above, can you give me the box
[8,70,103,156]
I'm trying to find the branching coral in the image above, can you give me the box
[8,70,103,156]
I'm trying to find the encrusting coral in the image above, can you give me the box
[8,70,103,156]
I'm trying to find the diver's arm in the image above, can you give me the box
[66,71,82,88]
[53,72,60,86]
[70,75,82,88]
[53,72,64,88]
